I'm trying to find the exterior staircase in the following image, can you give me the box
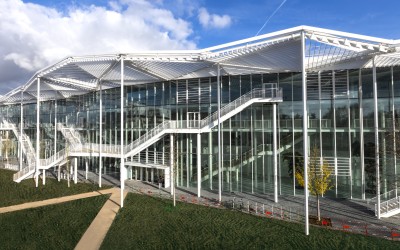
[201,133,304,182]
[57,123,82,144]
[0,120,37,182]
[6,87,282,182]
[43,123,55,139]
[123,87,282,159]
[372,188,400,218]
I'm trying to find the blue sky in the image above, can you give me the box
[24,0,400,48]
[0,0,400,94]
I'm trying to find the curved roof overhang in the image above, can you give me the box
[1,25,400,105]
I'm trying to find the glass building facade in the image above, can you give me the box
[1,26,399,205]
[1,67,400,200]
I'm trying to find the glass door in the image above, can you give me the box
[187,112,200,128]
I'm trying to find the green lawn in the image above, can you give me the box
[102,193,400,250]
[0,168,108,207]
[0,195,108,250]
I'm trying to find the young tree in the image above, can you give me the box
[295,147,333,221]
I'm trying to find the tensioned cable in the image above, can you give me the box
[255,0,287,36]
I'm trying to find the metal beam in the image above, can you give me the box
[273,103,278,203]
[217,64,222,202]
[301,31,310,236]
[373,56,381,219]
[120,58,125,208]
[99,81,103,188]
[35,78,41,188]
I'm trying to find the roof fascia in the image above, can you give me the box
[302,26,396,45]
[200,26,305,53]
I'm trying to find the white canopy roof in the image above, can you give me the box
[2,25,400,104]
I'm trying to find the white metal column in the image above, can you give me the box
[372,57,381,219]
[41,170,45,186]
[292,74,296,196]
[391,67,397,197]
[170,134,174,195]
[54,100,57,178]
[19,91,23,171]
[208,132,212,189]
[359,69,365,200]
[273,103,278,203]
[217,64,222,202]
[301,31,309,235]
[332,71,338,197]
[99,82,103,187]
[120,57,125,208]
[197,133,201,197]
[36,77,41,187]
[74,157,78,184]
[347,70,353,199]
[58,163,61,182]
[262,105,266,194]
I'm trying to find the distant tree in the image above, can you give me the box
[295,147,333,221]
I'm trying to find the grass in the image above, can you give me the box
[102,193,400,250]
[0,168,109,207]
[0,195,108,250]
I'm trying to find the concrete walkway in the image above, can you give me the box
[0,186,128,249]
[75,188,128,250]
[0,188,115,214]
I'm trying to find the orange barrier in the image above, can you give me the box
[391,229,400,240]
[342,224,350,231]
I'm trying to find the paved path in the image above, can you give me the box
[75,188,128,250]
[0,188,115,214]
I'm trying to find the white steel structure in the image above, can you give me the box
[2,26,400,233]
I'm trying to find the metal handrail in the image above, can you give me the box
[57,123,82,144]
[130,151,170,165]
[1,120,37,181]
[369,188,400,204]
[10,86,282,182]
[376,196,400,215]
[39,148,67,167]
[123,87,282,155]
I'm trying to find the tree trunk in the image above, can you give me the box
[173,182,176,207]
[317,194,321,221]
[173,167,176,207]
[67,165,71,188]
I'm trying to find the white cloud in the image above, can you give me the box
[198,7,231,29]
[0,0,197,94]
